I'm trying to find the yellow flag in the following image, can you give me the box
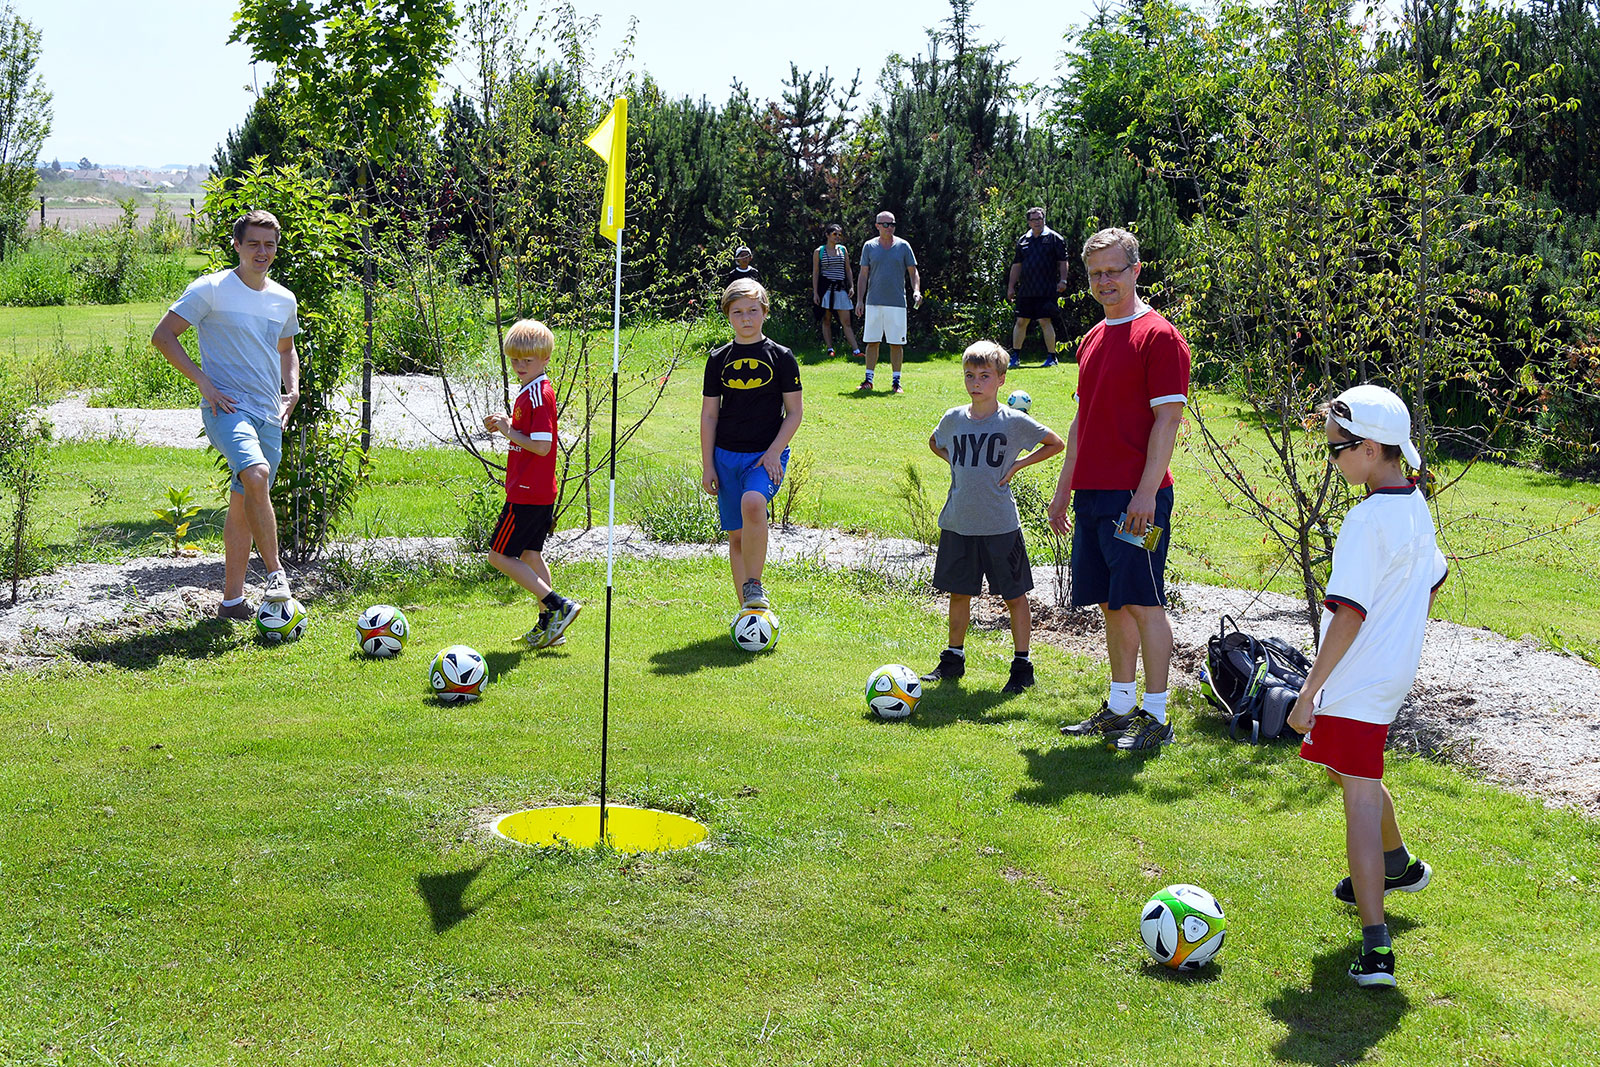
[584,97,628,243]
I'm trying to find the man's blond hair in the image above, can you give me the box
[962,340,1009,376]
[1081,227,1140,266]
[503,319,554,359]
[720,278,769,314]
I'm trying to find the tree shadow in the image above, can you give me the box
[648,635,747,676]
[904,684,1029,729]
[1013,741,1152,804]
[68,617,242,670]
[1264,919,1417,1066]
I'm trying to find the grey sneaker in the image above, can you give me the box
[523,611,552,649]
[543,599,582,645]
[1334,858,1431,905]
[741,579,769,609]
[217,600,253,621]
[1060,702,1137,737]
[262,570,292,603]
[1115,711,1175,751]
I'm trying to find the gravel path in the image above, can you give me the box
[7,525,1597,816]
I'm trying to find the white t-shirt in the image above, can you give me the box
[1315,483,1448,725]
[169,269,301,422]
[931,404,1048,536]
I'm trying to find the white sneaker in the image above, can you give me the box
[262,570,292,603]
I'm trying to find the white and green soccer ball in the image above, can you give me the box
[1006,389,1032,412]
[731,608,780,653]
[430,644,488,702]
[256,598,308,643]
[357,603,409,657]
[1140,883,1227,970]
[865,663,922,720]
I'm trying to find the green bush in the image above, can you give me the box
[371,246,490,375]
[0,244,75,306]
[456,476,505,552]
[81,326,199,409]
[629,466,723,543]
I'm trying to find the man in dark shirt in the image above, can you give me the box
[1006,207,1070,368]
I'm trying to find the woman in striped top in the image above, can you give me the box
[812,222,861,359]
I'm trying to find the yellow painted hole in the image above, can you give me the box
[493,804,709,853]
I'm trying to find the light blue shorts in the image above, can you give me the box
[202,407,282,495]
[713,446,787,531]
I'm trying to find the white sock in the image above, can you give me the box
[267,569,285,580]
[864,370,875,382]
[1144,690,1169,724]
[892,372,901,384]
[221,596,246,607]
[1108,680,1138,715]
[946,646,965,658]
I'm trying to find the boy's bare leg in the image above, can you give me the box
[948,594,972,648]
[1126,602,1173,693]
[524,549,552,590]
[739,491,768,584]
[727,528,748,603]
[1341,775,1389,929]
[1004,594,1031,651]
[488,550,554,599]
[1102,604,1141,685]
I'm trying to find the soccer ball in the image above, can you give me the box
[356,604,409,657]
[256,598,308,643]
[1139,883,1227,970]
[730,608,780,653]
[430,644,488,702]
[1006,389,1032,412]
[865,663,922,720]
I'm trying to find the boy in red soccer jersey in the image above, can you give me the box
[483,319,581,649]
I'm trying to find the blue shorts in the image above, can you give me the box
[713,446,787,531]
[202,407,282,495]
[1070,486,1174,609]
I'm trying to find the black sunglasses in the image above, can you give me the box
[1328,437,1365,459]
[877,221,896,227]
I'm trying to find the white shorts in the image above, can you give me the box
[863,304,907,345]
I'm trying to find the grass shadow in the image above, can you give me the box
[68,617,242,669]
[648,634,749,676]
[1014,741,1153,804]
[905,684,1029,729]
[1264,924,1416,1065]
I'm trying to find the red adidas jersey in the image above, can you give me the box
[505,375,558,504]
[1070,308,1191,491]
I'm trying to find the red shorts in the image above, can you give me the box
[1299,714,1389,780]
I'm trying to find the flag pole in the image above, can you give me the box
[599,223,622,845]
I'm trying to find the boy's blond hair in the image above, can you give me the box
[503,319,554,359]
[720,278,769,314]
[962,340,1009,377]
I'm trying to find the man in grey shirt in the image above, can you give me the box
[854,211,921,394]
[152,209,301,618]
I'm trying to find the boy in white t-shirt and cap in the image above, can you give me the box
[1288,383,1448,989]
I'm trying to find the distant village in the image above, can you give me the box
[35,159,208,194]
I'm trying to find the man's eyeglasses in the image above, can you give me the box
[1328,437,1365,459]
[1088,264,1133,283]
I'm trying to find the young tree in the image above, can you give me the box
[0,2,51,260]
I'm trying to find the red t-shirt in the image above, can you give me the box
[1070,308,1191,491]
[505,375,558,504]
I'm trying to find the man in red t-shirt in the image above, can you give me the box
[483,319,581,649]
[1047,228,1191,751]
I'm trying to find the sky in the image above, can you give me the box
[15,0,1096,169]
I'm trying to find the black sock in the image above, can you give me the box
[1013,650,1030,661]
[1384,846,1410,878]
[945,645,965,657]
[1362,923,1391,953]
[542,591,564,610]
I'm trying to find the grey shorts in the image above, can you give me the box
[932,529,1034,600]
[202,406,282,495]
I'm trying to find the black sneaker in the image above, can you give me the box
[1349,945,1397,988]
[542,599,582,646]
[1114,711,1175,751]
[1334,858,1432,905]
[1001,658,1035,694]
[1060,701,1137,737]
[920,649,966,683]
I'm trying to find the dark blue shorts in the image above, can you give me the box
[1070,486,1174,610]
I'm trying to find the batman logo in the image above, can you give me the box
[724,356,773,390]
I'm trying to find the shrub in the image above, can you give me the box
[0,243,74,306]
[371,264,490,375]
[630,467,722,544]
[456,476,505,552]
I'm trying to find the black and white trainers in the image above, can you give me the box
[1349,945,1397,988]
[543,599,582,646]
[1334,858,1432,905]
[1001,658,1035,694]
[1060,701,1137,737]
[920,649,966,683]
[1114,711,1175,751]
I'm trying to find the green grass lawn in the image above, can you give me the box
[5,558,1597,1063]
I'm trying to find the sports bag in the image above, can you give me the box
[1199,616,1313,743]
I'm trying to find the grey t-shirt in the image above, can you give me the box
[932,404,1048,536]
[169,268,301,422]
[860,237,917,308]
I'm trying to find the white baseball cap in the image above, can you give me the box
[1331,384,1422,468]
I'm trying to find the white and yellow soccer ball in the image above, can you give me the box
[731,608,780,653]
[1140,883,1227,970]
[430,644,488,702]
[256,598,308,643]
[356,604,409,657]
[1006,389,1032,412]
[865,663,922,720]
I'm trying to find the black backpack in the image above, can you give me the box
[1200,616,1314,743]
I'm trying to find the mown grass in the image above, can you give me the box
[3,559,1596,1063]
